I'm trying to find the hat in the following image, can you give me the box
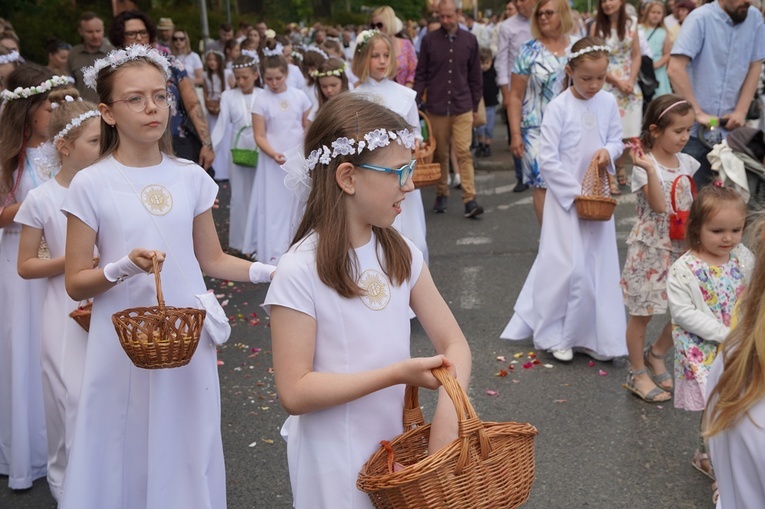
[157,18,175,31]
[675,1,695,11]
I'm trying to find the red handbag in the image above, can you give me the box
[669,175,697,241]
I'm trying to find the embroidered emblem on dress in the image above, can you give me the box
[279,100,289,111]
[141,184,173,215]
[358,269,391,310]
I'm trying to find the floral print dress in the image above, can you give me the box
[621,153,698,315]
[512,38,571,188]
[602,25,643,139]
[673,254,747,411]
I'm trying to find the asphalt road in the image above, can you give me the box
[2,161,716,509]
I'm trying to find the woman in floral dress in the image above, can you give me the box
[590,0,642,194]
[508,0,575,223]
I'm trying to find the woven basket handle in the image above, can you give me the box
[404,367,492,474]
[581,158,608,196]
[151,254,165,310]
[670,174,696,214]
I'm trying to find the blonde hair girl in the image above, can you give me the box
[266,93,471,509]
[15,89,101,501]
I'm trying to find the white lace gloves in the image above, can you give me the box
[103,255,146,283]
[249,262,276,284]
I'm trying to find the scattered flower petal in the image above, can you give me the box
[486,389,499,396]
[513,353,524,359]
[528,352,536,358]
[496,369,508,377]
[522,362,534,369]
[510,360,519,365]
[217,360,224,366]
[543,363,554,368]
[553,399,567,403]
[588,360,596,367]
[496,355,506,362]
[598,370,608,376]
[248,441,257,447]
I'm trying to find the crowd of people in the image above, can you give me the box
[0,0,765,507]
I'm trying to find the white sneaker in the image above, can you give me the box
[573,347,613,362]
[551,348,573,362]
[452,173,461,188]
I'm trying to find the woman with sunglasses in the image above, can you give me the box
[370,6,417,88]
[170,29,203,87]
[507,0,575,224]
[109,10,214,172]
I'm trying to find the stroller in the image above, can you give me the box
[706,126,765,210]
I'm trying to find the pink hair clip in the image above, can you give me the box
[713,180,724,187]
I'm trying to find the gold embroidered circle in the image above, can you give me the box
[279,100,289,111]
[358,269,391,311]
[141,184,173,216]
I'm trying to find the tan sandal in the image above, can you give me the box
[692,450,716,481]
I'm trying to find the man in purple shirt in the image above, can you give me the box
[414,0,484,218]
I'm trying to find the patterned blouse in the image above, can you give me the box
[512,38,570,130]
[395,38,417,86]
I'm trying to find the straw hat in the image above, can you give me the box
[157,18,175,31]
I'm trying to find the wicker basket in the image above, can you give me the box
[112,256,205,369]
[357,367,538,509]
[413,162,442,189]
[414,110,436,166]
[69,301,92,332]
[574,159,617,221]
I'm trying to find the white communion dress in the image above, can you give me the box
[265,232,424,508]
[59,155,226,509]
[501,89,628,359]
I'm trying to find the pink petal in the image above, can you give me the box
[598,370,608,376]
[486,389,499,396]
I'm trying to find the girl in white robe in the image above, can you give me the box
[248,45,311,264]
[501,38,628,362]
[0,66,67,492]
[211,55,262,254]
[15,94,101,501]
[59,48,274,509]
[351,31,429,263]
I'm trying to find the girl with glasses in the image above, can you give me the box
[59,47,275,509]
[266,93,471,509]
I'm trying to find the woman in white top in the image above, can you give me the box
[170,29,203,86]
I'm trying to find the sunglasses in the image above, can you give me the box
[172,36,186,41]
[370,22,385,30]
[357,159,416,187]
[536,9,557,17]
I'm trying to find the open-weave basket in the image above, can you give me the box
[413,162,442,189]
[112,256,205,369]
[358,367,538,509]
[414,110,436,165]
[574,159,617,221]
[69,300,92,332]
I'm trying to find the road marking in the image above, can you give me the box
[456,236,492,246]
[460,267,481,309]
[504,196,534,207]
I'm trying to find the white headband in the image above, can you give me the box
[0,50,20,65]
[53,110,101,144]
[1,75,71,102]
[568,45,610,61]
[83,45,171,91]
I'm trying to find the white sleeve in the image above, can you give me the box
[14,189,43,229]
[495,22,510,87]
[211,92,231,149]
[604,95,624,175]
[538,97,583,211]
[667,260,730,342]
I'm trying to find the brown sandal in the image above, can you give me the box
[623,369,671,403]
[608,174,621,195]
[616,166,628,186]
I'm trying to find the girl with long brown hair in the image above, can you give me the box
[266,94,471,508]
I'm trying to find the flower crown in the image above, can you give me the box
[264,29,276,40]
[1,75,70,102]
[0,50,20,65]
[53,109,101,144]
[291,51,304,62]
[263,43,284,58]
[50,94,79,109]
[233,53,260,69]
[568,45,610,61]
[83,45,171,91]
[355,29,379,50]
[281,127,417,202]
[241,49,260,63]
[310,62,346,79]
[304,46,329,60]
[205,49,225,60]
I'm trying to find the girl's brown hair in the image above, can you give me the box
[351,32,397,83]
[567,36,609,70]
[315,58,349,108]
[96,59,173,158]
[294,93,413,298]
[302,47,327,86]
[204,51,226,90]
[593,0,630,41]
[706,213,765,437]
[0,64,62,194]
[639,94,694,149]
[685,185,747,250]
[48,88,99,145]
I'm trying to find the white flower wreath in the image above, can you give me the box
[0,50,20,65]
[304,46,329,60]
[53,110,101,144]
[0,75,70,102]
[82,45,171,91]
[263,43,284,57]
[355,29,379,50]
[568,45,610,61]
[309,62,347,79]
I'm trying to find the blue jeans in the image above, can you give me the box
[683,136,713,188]
[474,105,497,141]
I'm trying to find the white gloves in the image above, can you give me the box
[249,262,276,284]
[104,255,146,283]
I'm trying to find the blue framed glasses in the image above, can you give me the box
[357,159,416,187]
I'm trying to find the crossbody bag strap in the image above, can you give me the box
[670,174,697,215]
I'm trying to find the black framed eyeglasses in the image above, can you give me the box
[108,92,171,113]
[536,9,557,17]
[370,22,384,30]
[357,159,416,187]
[124,29,149,39]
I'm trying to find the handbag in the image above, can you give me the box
[231,125,258,167]
[669,174,697,241]
[638,55,658,101]
[473,98,487,128]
